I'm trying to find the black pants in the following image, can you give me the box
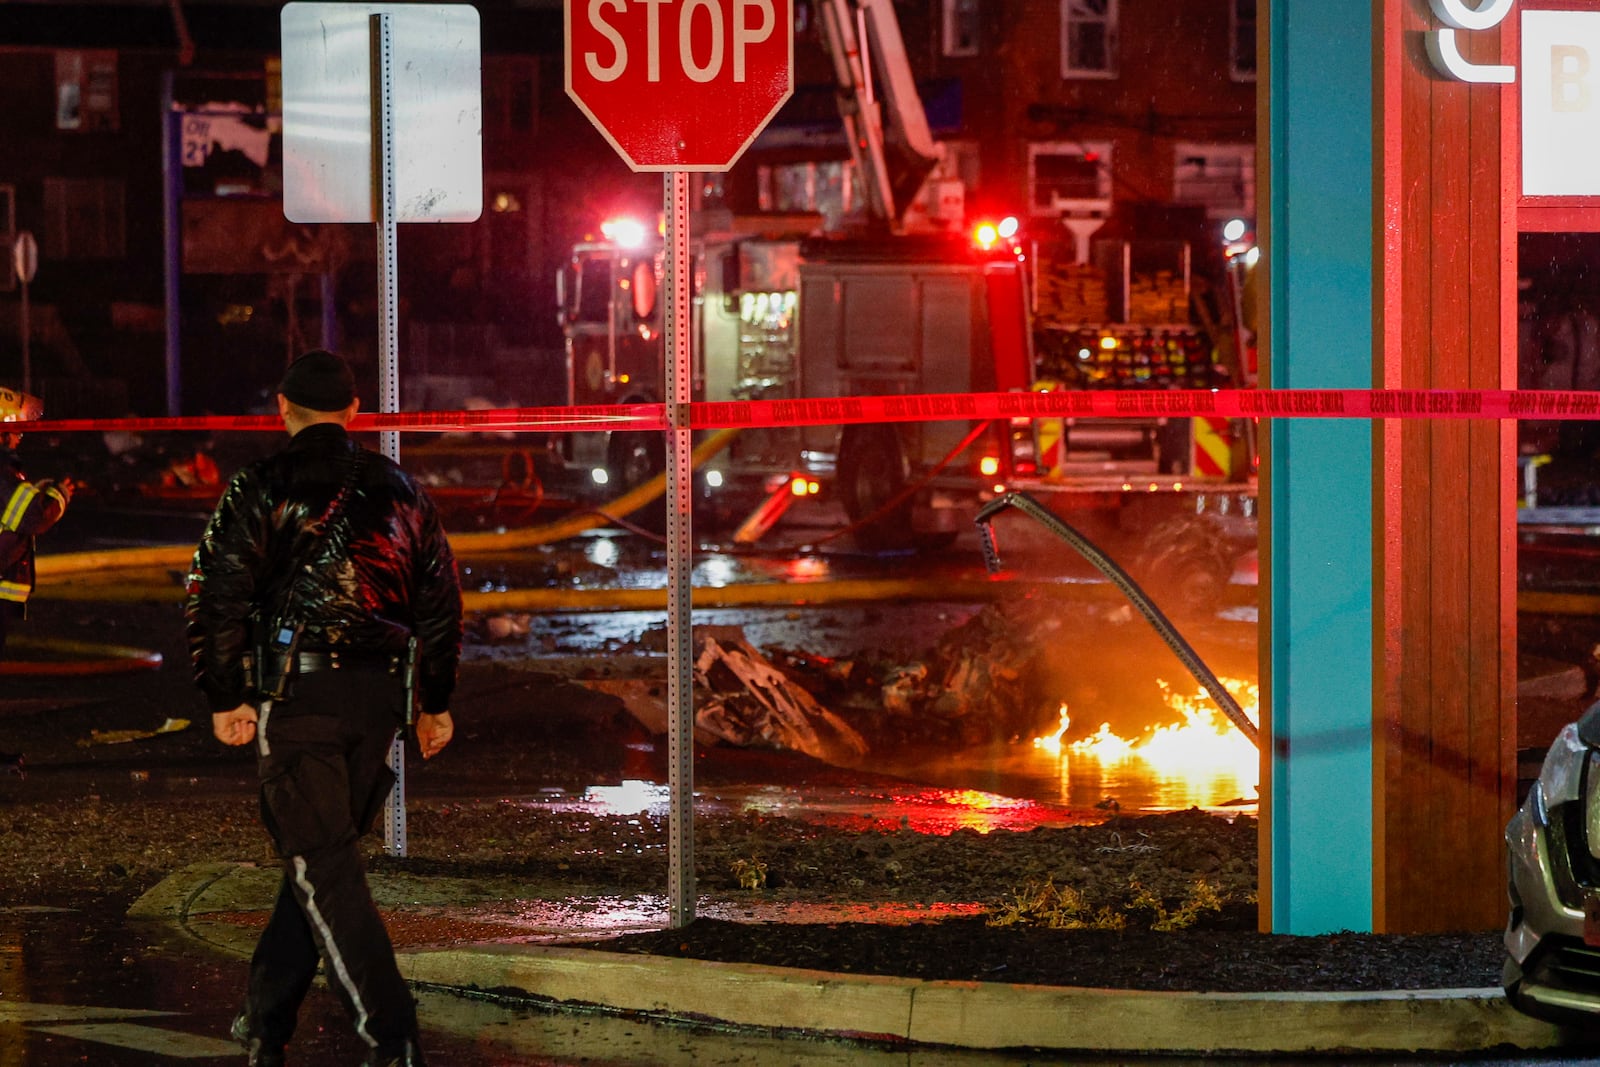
[245,666,415,1057]
[0,600,20,663]
[0,602,20,756]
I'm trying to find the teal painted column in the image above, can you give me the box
[1266,0,1374,933]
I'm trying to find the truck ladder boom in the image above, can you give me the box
[818,0,941,229]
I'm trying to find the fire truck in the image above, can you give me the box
[555,0,1034,549]
[554,0,1257,589]
[556,217,1032,547]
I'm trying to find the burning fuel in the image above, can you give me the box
[1034,678,1260,810]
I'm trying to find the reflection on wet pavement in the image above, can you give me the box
[508,778,1106,834]
[0,904,1061,1066]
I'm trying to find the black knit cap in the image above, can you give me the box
[278,349,355,412]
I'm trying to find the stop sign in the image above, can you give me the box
[566,0,793,172]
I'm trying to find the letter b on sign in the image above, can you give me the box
[1552,45,1591,112]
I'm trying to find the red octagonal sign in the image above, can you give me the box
[566,0,793,172]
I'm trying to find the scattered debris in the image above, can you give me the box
[484,613,532,641]
[770,600,1077,751]
[580,678,722,746]
[79,717,190,747]
[730,857,768,890]
[580,627,869,764]
[1096,831,1158,855]
[693,629,868,764]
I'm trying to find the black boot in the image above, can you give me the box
[230,1011,286,1067]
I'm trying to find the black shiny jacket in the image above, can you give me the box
[185,424,462,715]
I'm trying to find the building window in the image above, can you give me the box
[484,56,538,138]
[1061,0,1117,79]
[0,185,13,292]
[1173,143,1254,219]
[1230,0,1257,82]
[54,50,119,132]
[42,177,125,260]
[943,0,980,57]
[758,161,857,230]
[1029,142,1113,216]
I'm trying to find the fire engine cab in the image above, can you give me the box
[556,218,1031,547]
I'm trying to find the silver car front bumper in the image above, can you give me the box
[1505,722,1600,1023]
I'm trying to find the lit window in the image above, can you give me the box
[1061,0,1117,79]
[42,176,124,259]
[943,0,980,57]
[756,160,857,230]
[1173,144,1255,220]
[1028,142,1112,216]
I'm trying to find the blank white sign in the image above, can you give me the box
[281,2,482,223]
[1523,9,1600,197]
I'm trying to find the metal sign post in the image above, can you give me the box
[563,0,794,929]
[371,11,408,858]
[664,171,694,926]
[279,1,481,858]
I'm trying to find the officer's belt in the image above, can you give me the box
[266,650,404,676]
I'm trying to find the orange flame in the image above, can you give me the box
[1033,678,1260,805]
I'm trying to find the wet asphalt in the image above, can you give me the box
[6,896,1596,1067]
[8,490,1564,1064]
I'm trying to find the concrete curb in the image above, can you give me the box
[134,863,1577,1056]
[399,945,1566,1056]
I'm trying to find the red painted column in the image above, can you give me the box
[1371,0,1518,934]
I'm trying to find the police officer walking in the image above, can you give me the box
[185,350,462,1067]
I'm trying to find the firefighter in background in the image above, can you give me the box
[0,387,74,769]
[0,387,73,657]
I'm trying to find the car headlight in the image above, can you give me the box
[1538,722,1589,810]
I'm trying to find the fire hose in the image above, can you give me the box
[33,428,745,579]
[974,490,1260,749]
[0,635,164,675]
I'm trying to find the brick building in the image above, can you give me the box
[0,0,1257,416]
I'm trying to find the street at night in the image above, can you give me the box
[8,0,1600,1060]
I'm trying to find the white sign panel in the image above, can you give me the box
[1523,10,1600,197]
[281,2,482,223]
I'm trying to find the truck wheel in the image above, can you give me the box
[1130,515,1237,616]
[607,430,666,531]
[837,424,916,551]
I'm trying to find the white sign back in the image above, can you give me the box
[280,2,483,223]
[1523,10,1600,196]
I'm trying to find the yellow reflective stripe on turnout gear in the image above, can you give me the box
[1,483,38,531]
[0,579,29,602]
